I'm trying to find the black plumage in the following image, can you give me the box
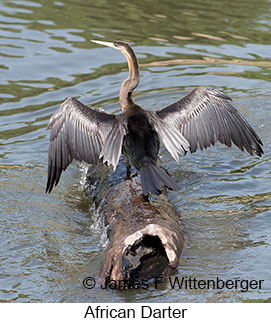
[46,41,263,195]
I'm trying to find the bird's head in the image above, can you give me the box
[91,40,139,110]
[91,40,136,67]
[91,39,127,50]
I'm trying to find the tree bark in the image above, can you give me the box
[85,163,185,286]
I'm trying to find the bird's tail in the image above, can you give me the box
[140,164,179,195]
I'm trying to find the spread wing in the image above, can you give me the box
[46,97,125,193]
[156,87,263,161]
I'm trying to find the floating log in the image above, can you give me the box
[85,162,185,286]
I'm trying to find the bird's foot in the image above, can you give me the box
[124,174,131,180]
[124,171,139,180]
[142,193,150,202]
[124,165,132,180]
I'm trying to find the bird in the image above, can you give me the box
[46,40,263,196]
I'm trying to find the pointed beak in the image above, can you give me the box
[91,40,120,50]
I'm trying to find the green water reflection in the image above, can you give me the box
[0,0,270,303]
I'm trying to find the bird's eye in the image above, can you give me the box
[113,42,119,47]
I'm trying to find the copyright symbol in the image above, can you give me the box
[83,277,96,289]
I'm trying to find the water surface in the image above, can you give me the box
[0,0,271,302]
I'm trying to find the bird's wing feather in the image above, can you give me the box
[46,97,124,193]
[156,87,263,159]
[147,112,190,163]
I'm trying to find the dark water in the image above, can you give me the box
[0,0,270,303]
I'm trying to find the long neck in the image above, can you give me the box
[119,49,140,112]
